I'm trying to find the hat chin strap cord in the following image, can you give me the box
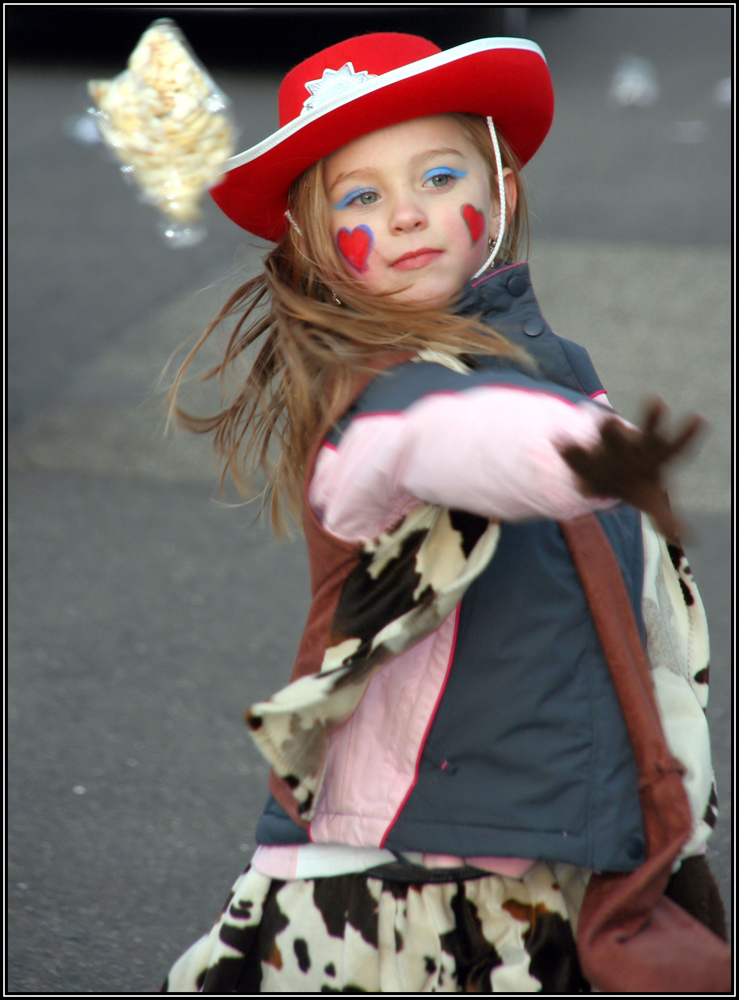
[473,116,506,279]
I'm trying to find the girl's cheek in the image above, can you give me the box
[336,224,374,273]
[460,204,487,246]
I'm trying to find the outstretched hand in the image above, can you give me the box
[558,399,705,542]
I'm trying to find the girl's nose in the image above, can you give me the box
[389,194,428,233]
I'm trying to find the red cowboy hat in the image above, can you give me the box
[209,32,554,242]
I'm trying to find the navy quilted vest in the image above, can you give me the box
[257,263,646,872]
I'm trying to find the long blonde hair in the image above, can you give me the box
[167,114,531,536]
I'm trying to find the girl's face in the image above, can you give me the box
[324,115,514,305]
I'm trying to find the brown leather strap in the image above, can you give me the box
[563,515,731,991]
[559,514,692,860]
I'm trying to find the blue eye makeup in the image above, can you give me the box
[333,188,378,210]
[422,166,468,185]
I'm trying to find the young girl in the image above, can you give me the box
[161,32,723,993]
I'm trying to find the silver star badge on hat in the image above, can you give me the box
[302,62,379,115]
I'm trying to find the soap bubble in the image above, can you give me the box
[609,55,659,107]
[669,121,708,144]
[713,77,731,108]
[158,220,207,247]
[63,112,103,144]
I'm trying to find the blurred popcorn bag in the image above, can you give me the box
[87,19,236,242]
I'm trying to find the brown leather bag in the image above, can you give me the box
[561,514,731,994]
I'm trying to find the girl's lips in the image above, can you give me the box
[391,248,444,271]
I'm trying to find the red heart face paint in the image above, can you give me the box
[337,225,373,272]
[461,204,486,246]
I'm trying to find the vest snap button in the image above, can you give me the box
[507,274,527,297]
[522,317,545,337]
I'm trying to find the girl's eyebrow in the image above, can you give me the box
[328,168,378,193]
[414,147,467,163]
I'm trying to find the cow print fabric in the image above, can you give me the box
[161,863,592,993]
[245,504,500,819]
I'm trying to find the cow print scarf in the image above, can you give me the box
[246,504,500,819]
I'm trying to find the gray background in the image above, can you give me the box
[8,7,731,992]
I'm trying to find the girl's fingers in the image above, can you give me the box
[638,399,705,460]
[668,414,706,458]
[602,406,705,466]
[642,397,666,438]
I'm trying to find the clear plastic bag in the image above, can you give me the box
[87,18,236,245]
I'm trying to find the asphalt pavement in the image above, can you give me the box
[8,8,732,993]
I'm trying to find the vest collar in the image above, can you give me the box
[454,260,534,319]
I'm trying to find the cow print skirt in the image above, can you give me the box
[160,862,592,993]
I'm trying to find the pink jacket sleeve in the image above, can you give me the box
[310,385,621,543]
